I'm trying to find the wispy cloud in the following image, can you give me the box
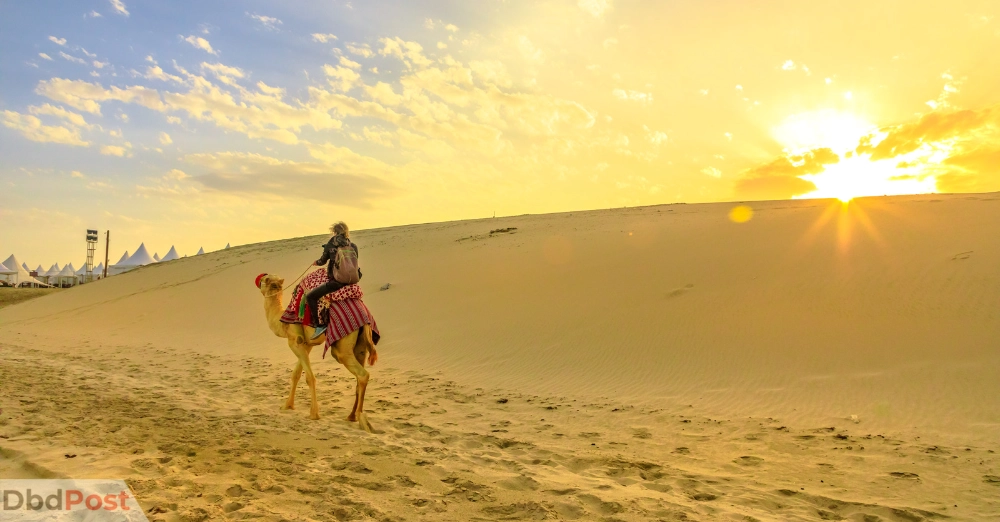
[109,0,129,16]
[2,110,90,147]
[612,89,653,104]
[48,36,66,46]
[311,33,338,43]
[38,53,53,61]
[248,13,282,30]
[579,0,613,18]
[181,35,218,55]
[59,52,86,65]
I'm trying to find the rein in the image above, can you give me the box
[263,264,316,298]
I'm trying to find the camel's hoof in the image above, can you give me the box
[281,404,294,411]
[309,412,320,420]
[357,413,373,433]
[346,414,357,423]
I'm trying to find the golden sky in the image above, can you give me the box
[2,0,999,263]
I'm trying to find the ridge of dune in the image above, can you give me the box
[2,193,999,520]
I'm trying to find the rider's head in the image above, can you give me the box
[330,221,350,238]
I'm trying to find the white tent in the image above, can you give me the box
[116,251,130,264]
[2,255,50,287]
[31,264,45,278]
[196,247,205,255]
[153,253,161,261]
[225,243,231,249]
[0,260,15,279]
[93,262,105,278]
[40,263,61,283]
[21,262,29,271]
[110,243,156,275]
[160,246,180,262]
[55,263,78,287]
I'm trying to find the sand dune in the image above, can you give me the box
[2,194,999,520]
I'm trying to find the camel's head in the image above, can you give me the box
[257,273,284,296]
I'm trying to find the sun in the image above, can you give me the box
[772,110,938,202]
[797,154,937,203]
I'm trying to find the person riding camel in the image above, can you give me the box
[306,221,361,339]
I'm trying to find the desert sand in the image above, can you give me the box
[1,194,999,521]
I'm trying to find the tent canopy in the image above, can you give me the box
[160,246,180,262]
[2,255,51,286]
[196,247,205,255]
[58,263,77,277]
[0,261,14,275]
[115,251,130,264]
[42,263,61,277]
[117,243,156,267]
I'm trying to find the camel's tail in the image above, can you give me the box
[360,324,378,366]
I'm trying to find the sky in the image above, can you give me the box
[2,0,1000,266]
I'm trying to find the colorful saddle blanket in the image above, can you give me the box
[280,269,380,356]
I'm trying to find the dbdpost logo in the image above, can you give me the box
[0,479,149,521]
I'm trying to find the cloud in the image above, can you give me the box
[446,24,459,32]
[109,0,129,16]
[181,151,397,207]
[49,36,66,46]
[1,110,90,146]
[28,104,91,128]
[858,105,999,161]
[734,148,839,199]
[93,60,108,69]
[144,65,184,83]
[159,132,172,145]
[579,0,613,17]
[379,37,432,68]
[346,43,373,58]
[612,89,652,104]
[39,53,53,61]
[248,13,282,30]
[701,167,722,178]
[59,52,86,64]
[516,35,543,62]
[324,64,361,92]
[87,10,102,18]
[100,145,129,156]
[35,75,342,144]
[603,37,618,49]
[182,35,218,55]
[312,33,338,43]
[201,62,244,86]
[36,78,165,115]
[339,55,362,69]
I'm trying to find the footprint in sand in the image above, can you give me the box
[733,456,764,466]
[667,284,695,298]
[952,251,973,261]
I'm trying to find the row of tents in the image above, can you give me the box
[0,243,230,288]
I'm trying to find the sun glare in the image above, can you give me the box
[773,110,939,202]
[773,110,876,154]
[796,155,937,203]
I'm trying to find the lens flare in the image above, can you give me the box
[729,205,754,223]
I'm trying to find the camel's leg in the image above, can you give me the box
[301,346,320,420]
[334,333,372,432]
[284,338,304,410]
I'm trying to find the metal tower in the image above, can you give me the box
[86,229,98,283]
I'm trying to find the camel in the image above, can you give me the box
[258,273,378,432]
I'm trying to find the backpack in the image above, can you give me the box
[333,245,360,284]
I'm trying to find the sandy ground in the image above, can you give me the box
[1,193,999,521]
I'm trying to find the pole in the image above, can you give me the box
[103,230,110,278]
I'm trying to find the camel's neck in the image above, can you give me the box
[263,291,288,337]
